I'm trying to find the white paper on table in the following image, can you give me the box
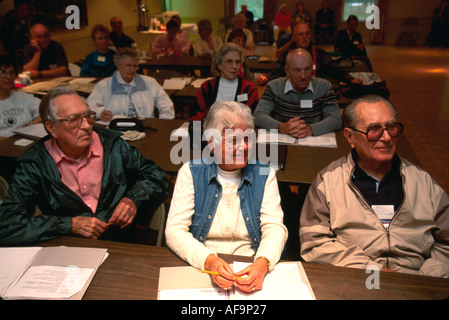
[258,130,337,148]
[191,78,213,88]
[95,114,130,126]
[170,121,190,138]
[159,287,228,300]
[69,77,96,84]
[13,123,47,139]
[3,265,94,300]
[232,261,314,300]
[0,247,42,296]
[163,78,187,90]
[296,132,337,148]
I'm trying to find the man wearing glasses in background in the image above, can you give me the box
[300,95,449,278]
[0,87,169,245]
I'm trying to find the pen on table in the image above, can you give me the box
[144,126,157,131]
[197,270,243,279]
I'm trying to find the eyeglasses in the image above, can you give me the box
[57,110,97,128]
[0,69,16,78]
[222,58,242,66]
[350,122,404,141]
[222,130,255,148]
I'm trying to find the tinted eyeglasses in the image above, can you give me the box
[350,122,404,141]
[57,110,97,128]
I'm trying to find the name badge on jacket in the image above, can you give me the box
[301,100,313,109]
[237,93,248,103]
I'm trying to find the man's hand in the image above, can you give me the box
[30,39,41,53]
[278,117,313,138]
[255,74,268,86]
[350,78,363,85]
[108,197,137,229]
[71,216,107,239]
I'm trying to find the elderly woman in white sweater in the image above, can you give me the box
[87,47,174,121]
[165,100,287,292]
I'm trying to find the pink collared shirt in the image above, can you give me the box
[44,131,104,213]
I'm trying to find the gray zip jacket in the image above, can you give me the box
[300,152,449,278]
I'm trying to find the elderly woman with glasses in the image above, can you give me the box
[87,47,174,122]
[166,100,288,292]
[0,86,169,245]
[0,55,41,138]
[190,43,258,121]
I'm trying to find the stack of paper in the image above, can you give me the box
[258,130,337,148]
[13,123,47,139]
[191,78,213,88]
[158,261,315,300]
[0,246,108,300]
[163,78,189,90]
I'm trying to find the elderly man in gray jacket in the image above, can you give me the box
[300,95,449,278]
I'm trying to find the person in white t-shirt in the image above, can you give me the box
[0,55,41,138]
[194,19,223,58]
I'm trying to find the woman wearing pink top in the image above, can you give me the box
[273,3,292,46]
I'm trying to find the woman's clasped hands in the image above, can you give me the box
[204,254,269,293]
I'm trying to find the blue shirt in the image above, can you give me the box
[80,50,116,77]
[188,158,270,251]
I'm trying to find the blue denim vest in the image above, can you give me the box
[189,158,270,251]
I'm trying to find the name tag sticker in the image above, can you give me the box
[301,100,313,109]
[97,55,106,62]
[353,41,360,45]
[372,205,394,220]
[237,93,248,102]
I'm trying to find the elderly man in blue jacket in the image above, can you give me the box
[0,86,168,245]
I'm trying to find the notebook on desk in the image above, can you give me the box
[158,261,315,300]
[0,246,108,300]
[13,123,48,139]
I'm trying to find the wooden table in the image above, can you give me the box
[139,56,213,77]
[140,56,282,76]
[37,236,449,300]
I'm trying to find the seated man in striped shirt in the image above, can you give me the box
[254,48,342,138]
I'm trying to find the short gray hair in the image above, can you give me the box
[39,86,87,133]
[212,43,244,76]
[113,47,139,67]
[204,100,254,135]
[342,94,398,128]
